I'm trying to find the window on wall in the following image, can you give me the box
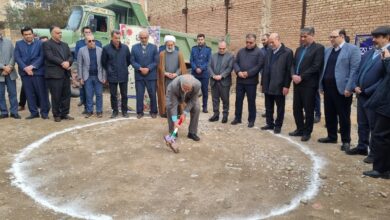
[87,15,108,33]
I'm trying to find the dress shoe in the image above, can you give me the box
[317,137,337,143]
[202,109,208,113]
[0,114,8,119]
[208,114,219,122]
[122,112,129,118]
[274,127,281,134]
[261,125,274,130]
[10,113,21,119]
[314,116,320,123]
[301,134,311,142]
[54,117,61,122]
[289,130,303,136]
[363,155,374,164]
[221,116,228,123]
[61,115,74,120]
[96,112,103,118]
[26,114,40,120]
[261,113,266,118]
[346,147,368,156]
[160,113,167,118]
[340,143,350,151]
[77,102,83,107]
[41,115,49,120]
[231,119,241,125]
[363,170,390,179]
[136,113,144,119]
[81,110,87,115]
[111,111,118,118]
[187,133,200,141]
[85,112,93,118]
[151,113,157,119]
[18,106,25,111]
[248,121,255,128]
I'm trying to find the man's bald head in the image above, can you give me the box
[269,32,281,49]
[180,75,194,93]
[139,30,149,45]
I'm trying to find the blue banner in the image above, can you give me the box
[354,34,373,55]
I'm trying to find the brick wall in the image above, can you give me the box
[147,0,390,52]
[148,0,265,51]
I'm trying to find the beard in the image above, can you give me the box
[166,47,174,53]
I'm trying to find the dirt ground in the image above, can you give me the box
[0,90,389,220]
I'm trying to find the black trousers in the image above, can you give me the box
[109,82,128,113]
[323,86,353,143]
[234,83,257,122]
[46,77,71,118]
[372,113,390,173]
[293,86,316,135]
[265,93,286,128]
[211,82,230,116]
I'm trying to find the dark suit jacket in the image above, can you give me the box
[43,39,73,79]
[14,39,45,77]
[354,46,390,96]
[293,42,324,88]
[208,52,234,87]
[130,43,159,81]
[261,44,293,95]
[366,58,390,117]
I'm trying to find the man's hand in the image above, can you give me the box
[24,65,34,76]
[61,61,70,70]
[242,71,248,78]
[282,87,289,96]
[238,71,245,78]
[292,75,302,84]
[171,73,178,79]
[344,90,352,97]
[214,75,222,81]
[179,114,186,123]
[382,48,390,59]
[3,65,12,74]
[140,67,149,75]
[196,68,202,74]
[355,87,362,94]
[80,79,84,85]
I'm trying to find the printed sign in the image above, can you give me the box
[354,34,373,56]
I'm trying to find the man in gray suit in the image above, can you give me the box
[318,29,361,151]
[0,30,21,119]
[208,41,234,123]
[77,35,106,118]
[166,74,201,141]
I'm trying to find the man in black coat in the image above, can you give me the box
[289,27,324,141]
[260,33,293,134]
[231,34,264,128]
[363,27,390,179]
[101,30,131,118]
[43,25,73,122]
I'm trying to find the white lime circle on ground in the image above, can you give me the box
[9,118,325,220]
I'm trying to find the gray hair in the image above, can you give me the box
[180,74,194,88]
[301,27,315,36]
[246,33,257,40]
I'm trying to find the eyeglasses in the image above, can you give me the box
[88,40,96,43]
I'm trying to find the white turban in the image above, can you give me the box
[164,35,176,43]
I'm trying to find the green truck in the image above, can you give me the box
[34,0,219,62]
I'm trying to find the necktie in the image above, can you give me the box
[296,47,307,74]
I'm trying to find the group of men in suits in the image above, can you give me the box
[1,24,390,176]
